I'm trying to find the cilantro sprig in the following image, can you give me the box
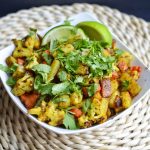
[57,40,115,77]
[63,106,78,130]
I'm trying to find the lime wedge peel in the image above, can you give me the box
[76,21,112,47]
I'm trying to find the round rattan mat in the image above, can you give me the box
[0,3,150,150]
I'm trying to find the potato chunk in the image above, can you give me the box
[111,80,119,94]
[121,91,132,109]
[128,80,141,97]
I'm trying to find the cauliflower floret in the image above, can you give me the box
[12,39,33,58]
[24,28,39,49]
[78,114,92,128]
[28,107,41,116]
[6,56,17,66]
[12,65,25,79]
[70,92,83,106]
[12,74,34,96]
[58,95,70,109]
[88,95,108,123]
[44,102,65,126]
[25,54,39,70]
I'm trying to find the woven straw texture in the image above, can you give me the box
[0,3,150,150]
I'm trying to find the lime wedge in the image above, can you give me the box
[76,21,112,47]
[42,25,87,46]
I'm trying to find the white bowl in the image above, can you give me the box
[0,12,150,134]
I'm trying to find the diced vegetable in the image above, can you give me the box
[111,71,119,80]
[121,91,132,109]
[12,66,25,79]
[20,92,39,109]
[17,58,25,65]
[117,61,128,72]
[75,64,89,75]
[26,54,39,70]
[6,56,17,66]
[101,78,111,98]
[57,95,70,108]
[12,74,34,96]
[70,92,82,105]
[128,79,141,96]
[111,80,119,94]
[70,108,82,118]
[13,39,33,58]
[47,59,60,81]
[109,90,120,108]
[61,44,74,54]
[28,107,41,115]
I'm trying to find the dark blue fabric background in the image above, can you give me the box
[0,0,150,21]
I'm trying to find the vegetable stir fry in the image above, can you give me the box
[0,23,142,130]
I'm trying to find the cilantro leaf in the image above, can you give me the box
[52,82,70,95]
[87,83,99,97]
[63,20,71,26]
[0,63,18,74]
[34,75,43,90]
[6,77,16,86]
[35,95,46,106]
[32,64,50,73]
[69,81,80,93]
[74,76,84,84]
[38,83,54,95]
[42,53,52,65]
[63,112,78,130]
[34,75,54,95]
[121,80,129,91]
[82,99,91,113]
[58,71,67,81]
[57,51,80,74]
[32,64,50,83]
[73,39,89,50]
[0,64,11,73]
[29,28,37,36]
[52,96,68,103]
[50,40,59,52]
[115,49,124,57]
[41,44,50,51]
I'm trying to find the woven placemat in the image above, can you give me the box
[0,3,150,150]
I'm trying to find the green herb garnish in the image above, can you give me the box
[121,80,129,91]
[6,77,16,86]
[63,112,78,130]
[58,71,67,81]
[82,99,91,113]
[87,83,99,97]
[42,52,52,65]
[52,82,70,95]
